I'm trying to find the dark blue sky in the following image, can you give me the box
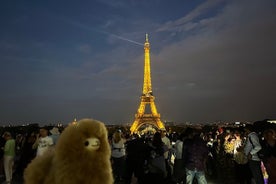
[1,0,276,125]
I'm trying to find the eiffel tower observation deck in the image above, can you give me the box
[130,34,165,134]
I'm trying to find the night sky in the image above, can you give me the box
[1,0,276,125]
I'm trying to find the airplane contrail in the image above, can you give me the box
[101,31,144,46]
[56,16,144,46]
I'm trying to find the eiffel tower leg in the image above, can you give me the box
[150,101,165,130]
[150,100,158,116]
[130,101,145,134]
[130,120,139,134]
[156,120,165,130]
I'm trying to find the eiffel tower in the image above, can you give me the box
[130,34,165,134]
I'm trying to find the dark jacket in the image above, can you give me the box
[183,135,208,171]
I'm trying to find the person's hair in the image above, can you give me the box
[184,127,195,137]
[263,129,275,136]
[40,126,48,131]
[152,132,163,147]
[234,130,241,136]
[113,131,122,143]
[244,124,255,132]
[2,131,11,138]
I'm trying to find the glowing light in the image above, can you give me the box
[130,34,165,134]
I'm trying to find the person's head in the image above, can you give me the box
[244,124,255,134]
[184,127,195,139]
[218,127,224,134]
[152,131,163,146]
[50,127,60,135]
[2,132,12,140]
[39,127,49,138]
[132,133,139,139]
[112,131,122,143]
[263,129,276,142]
[160,129,167,138]
[234,130,241,139]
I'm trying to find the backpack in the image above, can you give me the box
[248,136,265,160]
[146,146,166,176]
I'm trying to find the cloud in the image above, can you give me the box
[76,44,92,54]
[1,0,275,124]
[96,0,162,8]
[95,0,126,8]
[152,0,276,122]
[60,0,276,123]
[0,41,20,50]
[156,0,224,32]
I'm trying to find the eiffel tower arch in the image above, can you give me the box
[130,34,165,134]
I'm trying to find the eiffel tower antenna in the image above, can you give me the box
[130,34,165,134]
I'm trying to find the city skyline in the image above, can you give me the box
[1,0,276,125]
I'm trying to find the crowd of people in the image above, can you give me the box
[0,126,60,184]
[0,123,275,184]
[109,124,276,184]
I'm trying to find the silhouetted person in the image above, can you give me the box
[111,130,126,182]
[125,134,148,184]
[32,127,53,157]
[161,129,172,182]
[262,129,276,184]
[244,124,264,184]
[15,132,36,179]
[233,130,251,184]
[145,132,166,184]
[172,132,185,183]
[183,129,208,184]
[3,131,15,184]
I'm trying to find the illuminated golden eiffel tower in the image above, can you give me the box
[130,34,165,134]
